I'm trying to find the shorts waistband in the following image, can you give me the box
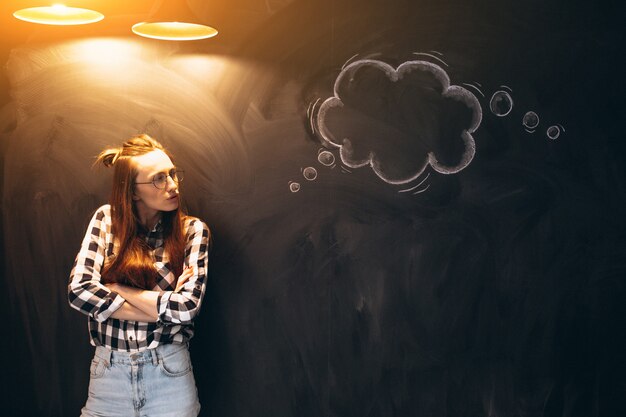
[94,343,187,366]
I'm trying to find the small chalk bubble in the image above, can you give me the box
[522,111,540,129]
[489,90,514,117]
[289,181,301,192]
[318,151,335,166]
[302,167,318,181]
[546,125,561,140]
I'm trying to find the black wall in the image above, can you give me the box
[1,0,624,416]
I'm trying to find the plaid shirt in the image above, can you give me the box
[68,204,209,352]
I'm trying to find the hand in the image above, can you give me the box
[175,266,194,292]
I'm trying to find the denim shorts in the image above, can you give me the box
[81,343,200,417]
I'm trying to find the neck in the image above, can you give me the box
[143,214,161,230]
[135,203,161,230]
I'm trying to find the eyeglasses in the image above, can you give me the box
[135,169,184,189]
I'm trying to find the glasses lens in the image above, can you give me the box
[152,173,167,189]
[175,170,184,182]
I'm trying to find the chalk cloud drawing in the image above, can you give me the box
[315,59,482,185]
[398,172,431,195]
[413,51,449,68]
[462,82,486,98]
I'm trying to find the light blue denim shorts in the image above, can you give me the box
[81,343,200,417]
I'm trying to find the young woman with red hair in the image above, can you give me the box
[68,134,210,417]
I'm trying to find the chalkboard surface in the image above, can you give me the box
[0,0,624,416]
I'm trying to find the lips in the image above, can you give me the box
[167,194,179,201]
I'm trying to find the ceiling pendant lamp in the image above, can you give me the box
[131,0,217,41]
[13,4,104,26]
[132,21,218,41]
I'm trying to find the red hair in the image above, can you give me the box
[95,134,186,289]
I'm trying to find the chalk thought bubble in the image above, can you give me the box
[289,181,301,192]
[490,90,514,117]
[316,59,481,184]
[546,125,561,140]
[302,166,317,181]
[522,111,540,129]
[317,150,335,166]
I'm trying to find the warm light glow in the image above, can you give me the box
[166,55,229,90]
[72,38,142,65]
[13,5,104,25]
[132,22,218,41]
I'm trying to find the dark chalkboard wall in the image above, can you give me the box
[1,0,624,416]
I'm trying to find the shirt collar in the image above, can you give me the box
[150,218,163,233]
[138,217,163,235]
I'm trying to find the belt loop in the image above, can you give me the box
[96,346,112,368]
[105,349,112,367]
[151,347,159,366]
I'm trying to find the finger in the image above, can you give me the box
[176,273,192,291]
[175,267,195,291]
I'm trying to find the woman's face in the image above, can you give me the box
[132,150,180,221]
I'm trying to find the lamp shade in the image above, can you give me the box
[132,21,218,41]
[13,5,104,25]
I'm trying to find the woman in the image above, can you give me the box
[68,134,210,417]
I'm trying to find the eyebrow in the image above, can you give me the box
[149,167,176,178]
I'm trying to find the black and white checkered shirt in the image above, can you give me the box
[68,204,209,352]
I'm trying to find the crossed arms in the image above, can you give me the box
[68,206,209,325]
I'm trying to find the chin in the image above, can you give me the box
[164,201,179,211]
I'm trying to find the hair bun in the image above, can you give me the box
[95,134,164,169]
[97,148,122,168]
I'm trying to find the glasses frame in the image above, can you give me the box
[134,169,184,190]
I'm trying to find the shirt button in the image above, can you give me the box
[129,336,134,341]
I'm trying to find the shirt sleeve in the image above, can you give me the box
[68,207,125,322]
[157,218,210,325]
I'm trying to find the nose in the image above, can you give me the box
[165,175,178,191]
